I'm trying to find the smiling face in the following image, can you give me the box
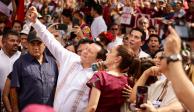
[80,43,102,66]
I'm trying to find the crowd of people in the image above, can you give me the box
[0,0,194,112]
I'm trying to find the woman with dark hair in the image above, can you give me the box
[86,45,140,112]
[96,31,115,49]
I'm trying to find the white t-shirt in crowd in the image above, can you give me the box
[0,50,21,92]
[91,16,107,39]
[107,36,123,50]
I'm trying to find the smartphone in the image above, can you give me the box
[91,63,98,71]
[56,24,67,31]
[136,86,148,109]
[72,18,80,27]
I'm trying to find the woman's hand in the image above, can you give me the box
[140,101,157,112]
[122,84,132,102]
[72,26,84,40]
[130,101,157,112]
[143,66,161,77]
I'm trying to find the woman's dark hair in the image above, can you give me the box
[137,58,158,86]
[153,48,164,59]
[116,45,141,76]
[62,8,73,21]
[73,10,85,19]
[98,32,114,46]
[94,41,108,61]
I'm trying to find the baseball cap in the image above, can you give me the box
[20,24,31,35]
[27,31,42,43]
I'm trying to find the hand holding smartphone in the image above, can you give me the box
[136,86,148,109]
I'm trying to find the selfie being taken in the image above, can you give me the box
[0,0,194,112]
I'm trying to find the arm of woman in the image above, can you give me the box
[129,72,149,103]
[141,100,184,112]
[130,66,160,102]
[86,87,101,112]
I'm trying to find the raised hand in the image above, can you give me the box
[26,6,38,23]
[164,26,181,56]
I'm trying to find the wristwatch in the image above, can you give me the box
[166,54,182,64]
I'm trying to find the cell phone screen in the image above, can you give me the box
[136,86,148,109]
[57,24,67,31]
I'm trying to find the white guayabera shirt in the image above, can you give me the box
[33,20,94,112]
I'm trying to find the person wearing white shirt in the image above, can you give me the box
[0,30,21,92]
[0,30,21,111]
[124,28,150,58]
[130,66,184,112]
[107,23,123,50]
[90,3,107,39]
[26,6,107,112]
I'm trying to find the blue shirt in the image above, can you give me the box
[11,52,58,110]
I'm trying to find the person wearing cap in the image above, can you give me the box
[124,28,150,59]
[0,30,21,112]
[10,31,58,111]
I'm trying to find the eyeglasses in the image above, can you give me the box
[123,37,128,40]
[111,28,118,31]
[140,21,148,25]
[155,54,166,60]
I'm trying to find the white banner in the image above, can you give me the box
[0,1,12,17]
